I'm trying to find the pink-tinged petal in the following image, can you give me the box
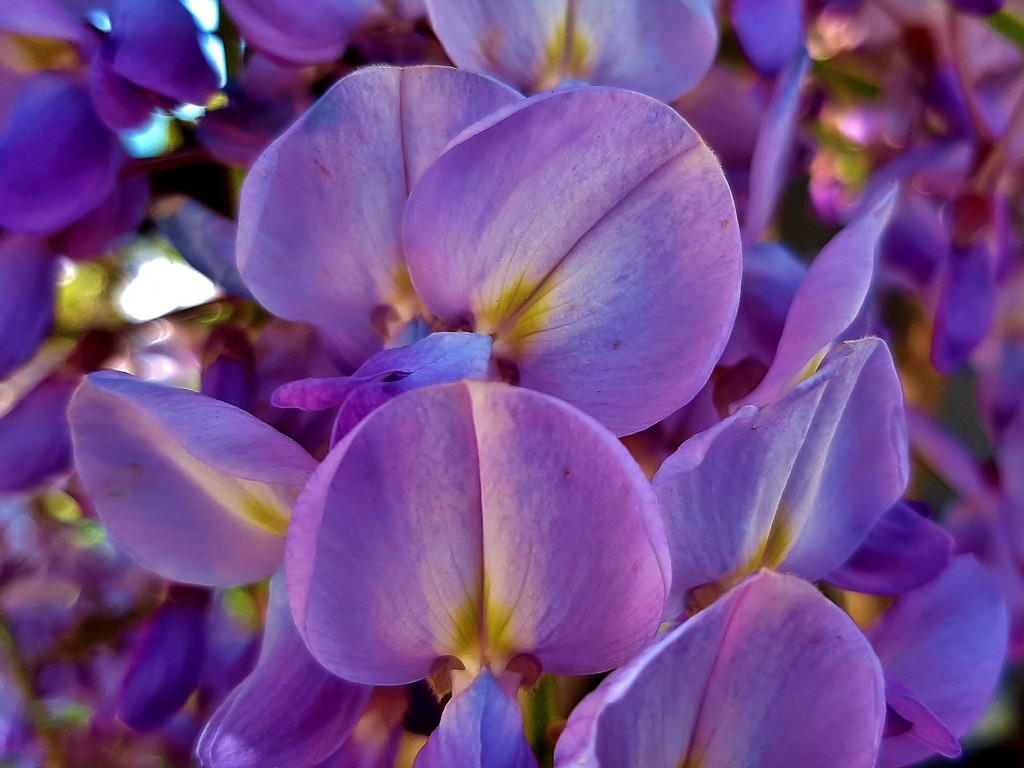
[197,572,372,768]
[468,383,669,675]
[287,381,668,685]
[107,0,219,107]
[237,66,521,362]
[0,234,55,378]
[827,501,954,596]
[0,375,75,493]
[152,196,251,299]
[655,338,908,614]
[734,189,896,410]
[221,0,378,65]
[554,571,885,768]
[404,87,741,435]
[427,0,717,101]
[415,670,538,768]
[0,73,122,235]
[869,556,1009,768]
[69,371,316,586]
[119,587,209,731]
[731,0,804,75]
[286,383,486,685]
[742,51,809,245]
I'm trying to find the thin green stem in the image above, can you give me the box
[0,608,64,768]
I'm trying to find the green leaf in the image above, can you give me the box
[987,10,1024,55]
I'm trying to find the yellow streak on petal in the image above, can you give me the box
[117,411,291,537]
[0,33,81,73]
[475,270,558,360]
[441,569,519,674]
[788,345,830,391]
[535,16,592,91]
[744,510,794,572]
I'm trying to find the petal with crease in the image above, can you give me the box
[70,372,316,586]
[869,556,1009,768]
[404,87,741,435]
[554,571,885,768]
[287,381,668,685]
[237,66,521,364]
[734,189,896,409]
[654,338,908,614]
[197,572,372,768]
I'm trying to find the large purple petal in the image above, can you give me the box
[654,338,908,614]
[237,65,521,366]
[404,87,742,435]
[0,375,75,493]
[868,556,1009,767]
[221,0,378,65]
[287,382,668,685]
[0,73,122,234]
[731,0,804,75]
[427,0,717,101]
[107,0,219,106]
[415,670,538,768]
[119,587,209,731]
[69,372,316,586]
[0,235,55,378]
[734,190,895,409]
[827,500,954,596]
[554,571,885,768]
[197,572,372,768]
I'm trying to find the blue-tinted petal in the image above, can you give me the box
[415,670,537,768]
[827,501,954,596]
[119,587,210,731]
[0,73,122,234]
[197,572,372,768]
[0,235,54,378]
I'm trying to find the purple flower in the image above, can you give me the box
[239,65,743,435]
[654,337,909,616]
[425,0,719,100]
[555,571,887,768]
[287,381,669,755]
[69,371,317,585]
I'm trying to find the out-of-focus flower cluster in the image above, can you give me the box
[1,0,1023,766]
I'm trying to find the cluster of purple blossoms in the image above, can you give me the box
[1,0,1022,766]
